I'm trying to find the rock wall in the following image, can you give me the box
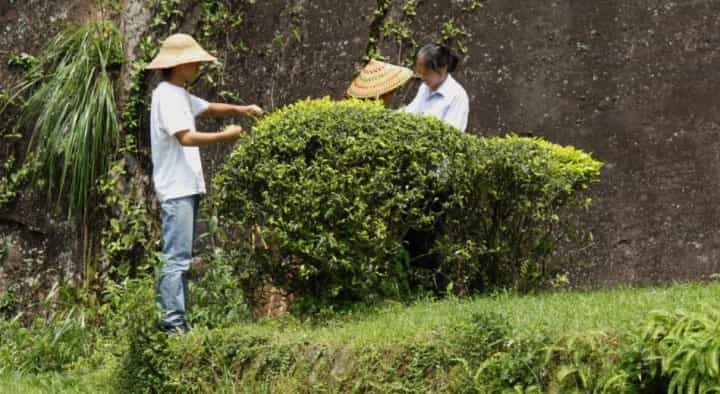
[2,0,720,299]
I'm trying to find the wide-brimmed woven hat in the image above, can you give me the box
[347,59,414,98]
[145,33,217,70]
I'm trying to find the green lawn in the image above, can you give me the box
[263,281,720,348]
[0,371,109,394]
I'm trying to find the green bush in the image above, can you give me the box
[211,98,602,308]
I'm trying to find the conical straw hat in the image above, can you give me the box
[347,59,414,98]
[145,33,218,70]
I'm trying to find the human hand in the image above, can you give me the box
[223,124,244,140]
[242,104,264,117]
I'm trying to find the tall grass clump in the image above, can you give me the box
[2,20,123,220]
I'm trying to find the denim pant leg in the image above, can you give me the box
[157,195,199,329]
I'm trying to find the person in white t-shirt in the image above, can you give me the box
[145,34,263,334]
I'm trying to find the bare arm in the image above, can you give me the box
[175,126,244,147]
[203,103,264,118]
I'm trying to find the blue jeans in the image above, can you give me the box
[157,194,200,329]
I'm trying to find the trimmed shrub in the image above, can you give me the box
[439,136,602,292]
[211,98,602,308]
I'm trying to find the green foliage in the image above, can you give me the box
[402,0,418,17]
[187,247,253,328]
[7,52,40,71]
[211,98,602,309]
[97,139,160,280]
[119,310,529,393]
[441,19,470,54]
[543,331,632,393]
[366,0,394,59]
[0,156,33,209]
[150,0,184,32]
[2,21,123,220]
[643,306,720,393]
[439,136,602,293]
[212,98,462,307]
[461,0,485,12]
[5,283,720,392]
[0,310,93,374]
[97,0,123,17]
[0,285,18,319]
[103,277,170,393]
[200,0,245,48]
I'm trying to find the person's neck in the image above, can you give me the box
[429,74,449,92]
[167,74,186,87]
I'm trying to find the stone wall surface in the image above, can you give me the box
[2,0,720,301]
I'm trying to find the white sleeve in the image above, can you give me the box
[189,94,210,117]
[158,91,196,136]
[443,93,469,132]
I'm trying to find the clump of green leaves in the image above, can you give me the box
[0,156,33,208]
[188,247,252,328]
[7,52,40,71]
[0,309,93,374]
[97,157,160,280]
[211,98,602,310]
[2,21,124,220]
[643,306,720,393]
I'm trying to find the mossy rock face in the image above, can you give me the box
[211,98,601,309]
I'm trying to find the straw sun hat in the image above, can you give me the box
[347,59,414,98]
[145,33,218,70]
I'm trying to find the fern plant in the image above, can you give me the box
[545,330,636,393]
[644,307,720,394]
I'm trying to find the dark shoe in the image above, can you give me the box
[169,325,189,335]
[160,322,191,335]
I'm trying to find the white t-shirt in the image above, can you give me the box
[150,82,210,202]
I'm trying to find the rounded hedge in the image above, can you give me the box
[211,98,602,309]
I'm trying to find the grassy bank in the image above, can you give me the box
[2,282,719,393]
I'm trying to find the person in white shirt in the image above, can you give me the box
[405,44,470,132]
[146,33,263,334]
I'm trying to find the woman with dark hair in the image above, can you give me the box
[405,43,469,132]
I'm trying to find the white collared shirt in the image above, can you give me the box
[404,74,469,132]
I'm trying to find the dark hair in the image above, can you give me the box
[416,44,459,73]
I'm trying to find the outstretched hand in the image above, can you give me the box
[243,104,264,117]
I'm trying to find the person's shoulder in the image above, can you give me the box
[449,75,469,102]
[416,82,429,94]
[153,82,188,103]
